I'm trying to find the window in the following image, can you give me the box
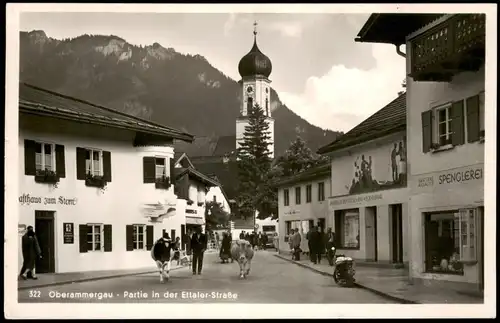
[306,185,312,203]
[35,142,55,172]
[86,224,103,251]
[295,187,301,205]
[133,224,147,250]
[435,104,453,146]
[283,189,289,206]
[318,182,325,201]
[85,149,103,176]
[424,209,479,275]
[479,92,485,136]
[155,157,166,179]
[262,225,276,233]
[334,209,360,249]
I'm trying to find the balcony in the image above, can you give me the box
[410,14,485,82]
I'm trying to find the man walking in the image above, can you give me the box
[190,227,207,275]
[291,228,302,261]
[325,228,336,266]
[310,226,322,264]
[20,226,42,280]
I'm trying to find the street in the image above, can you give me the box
[19,251,396,303]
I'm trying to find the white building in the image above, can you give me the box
[235,25,275,159]
[18,83,193,273]
[275,164,331,254]
[356,13,485,294]
[318,94,409,266]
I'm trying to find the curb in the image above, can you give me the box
[273,254,419,304]
[18,266,186,291]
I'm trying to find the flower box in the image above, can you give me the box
[35,170,60,184]
[187,200,194,206]
[197,202,204,207]
[85,175,107,189]
[155,176,171,190]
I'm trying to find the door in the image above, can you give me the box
[391,204,404,263]
[35,211,56,273]
[318,218,326,232]
[364,207,377,261]
[181,225,186,250]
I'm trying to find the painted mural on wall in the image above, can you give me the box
[346,140,407,194]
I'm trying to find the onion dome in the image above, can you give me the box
[238,26,272,78]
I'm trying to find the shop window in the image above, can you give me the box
[306,184,312,203]
[283,189,289,206]
[295,187,301,205]
[334,209,360,249]
[87,224,103,251]
[318,182,325,201]
[133,224,147,250]
[479,92,485,137]
[424,209,478,275]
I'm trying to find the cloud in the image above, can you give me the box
[267,21,303,38]
[278,43,406,132]
[223,13,238,36]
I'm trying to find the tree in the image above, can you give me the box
[277,135,323,176]
[205,201,231,232]
[235,104,273,220]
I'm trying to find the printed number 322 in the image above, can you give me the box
[29,290,41,298]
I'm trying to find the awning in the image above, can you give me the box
[186,216,205,225]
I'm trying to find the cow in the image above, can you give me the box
[151,236,176,283]
[231,239,255,279]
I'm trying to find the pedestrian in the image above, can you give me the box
[190,227,207,275]
[306,227,313,262]
[172,236,181,265]
[219,232,232,263]
[262,233,268,250]
[20,226,42,280]
[318,225,326,258]
[291,228,302,261]
[325,228,336,266]
[239,231,245,240]
[288,229,294,258]
[215,232,220,250]
[311,226,322,264]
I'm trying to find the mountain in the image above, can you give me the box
[19,30,342,156]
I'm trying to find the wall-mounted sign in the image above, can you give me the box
[329,193,383,207]
[63,223,74,244]
[284,210,300,216]
[412,164,484,193]
[18,224,27,234]
[186,209,197,214]
[19,194,77,206]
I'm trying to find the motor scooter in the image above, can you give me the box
[331,247,356,287]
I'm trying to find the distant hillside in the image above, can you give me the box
[19,30,342,155]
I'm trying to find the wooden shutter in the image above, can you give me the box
[146,225,154,250]
[169,157,175,179]
[55,144,66,178]
[126,225,134,251]
[104,224,112,252]
[76,147,87,180]
[103,151,112,182]
[421,110,433,153]
[79,224,88,253]
[181,224,186,250]
[451,100,465,146]
[24,140,36,176]
[143,157,156,183]
[466,95,480,143]
[171,229,176,240]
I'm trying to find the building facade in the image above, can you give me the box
[318,94,409,265]
[275,164,331,254]
[18,83,193,274]
[356,14,486,292]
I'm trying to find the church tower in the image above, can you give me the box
[236,22,275,159]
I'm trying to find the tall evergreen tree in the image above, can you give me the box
[235,104,272,220]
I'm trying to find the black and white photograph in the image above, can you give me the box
[4,3,496,319]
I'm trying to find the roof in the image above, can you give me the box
[355,14,446,45]
[212,135,237,157]
[174,136,218,157]
[191,160,240,201]
[174,167,220,187]
[317,92,406,155]
[273,163,331,188]
[174,153,195,169]
[19,83,194,143]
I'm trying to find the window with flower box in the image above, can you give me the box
[76,147,111,188]
[24,139,66,183]
[143,156,172,189]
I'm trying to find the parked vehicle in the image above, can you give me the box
[331,247,356,287]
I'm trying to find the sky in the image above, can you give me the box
[20,12,406,133]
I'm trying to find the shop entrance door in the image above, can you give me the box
[35,211,56,273]
[390,204,404,263]
[365,207,377,261]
